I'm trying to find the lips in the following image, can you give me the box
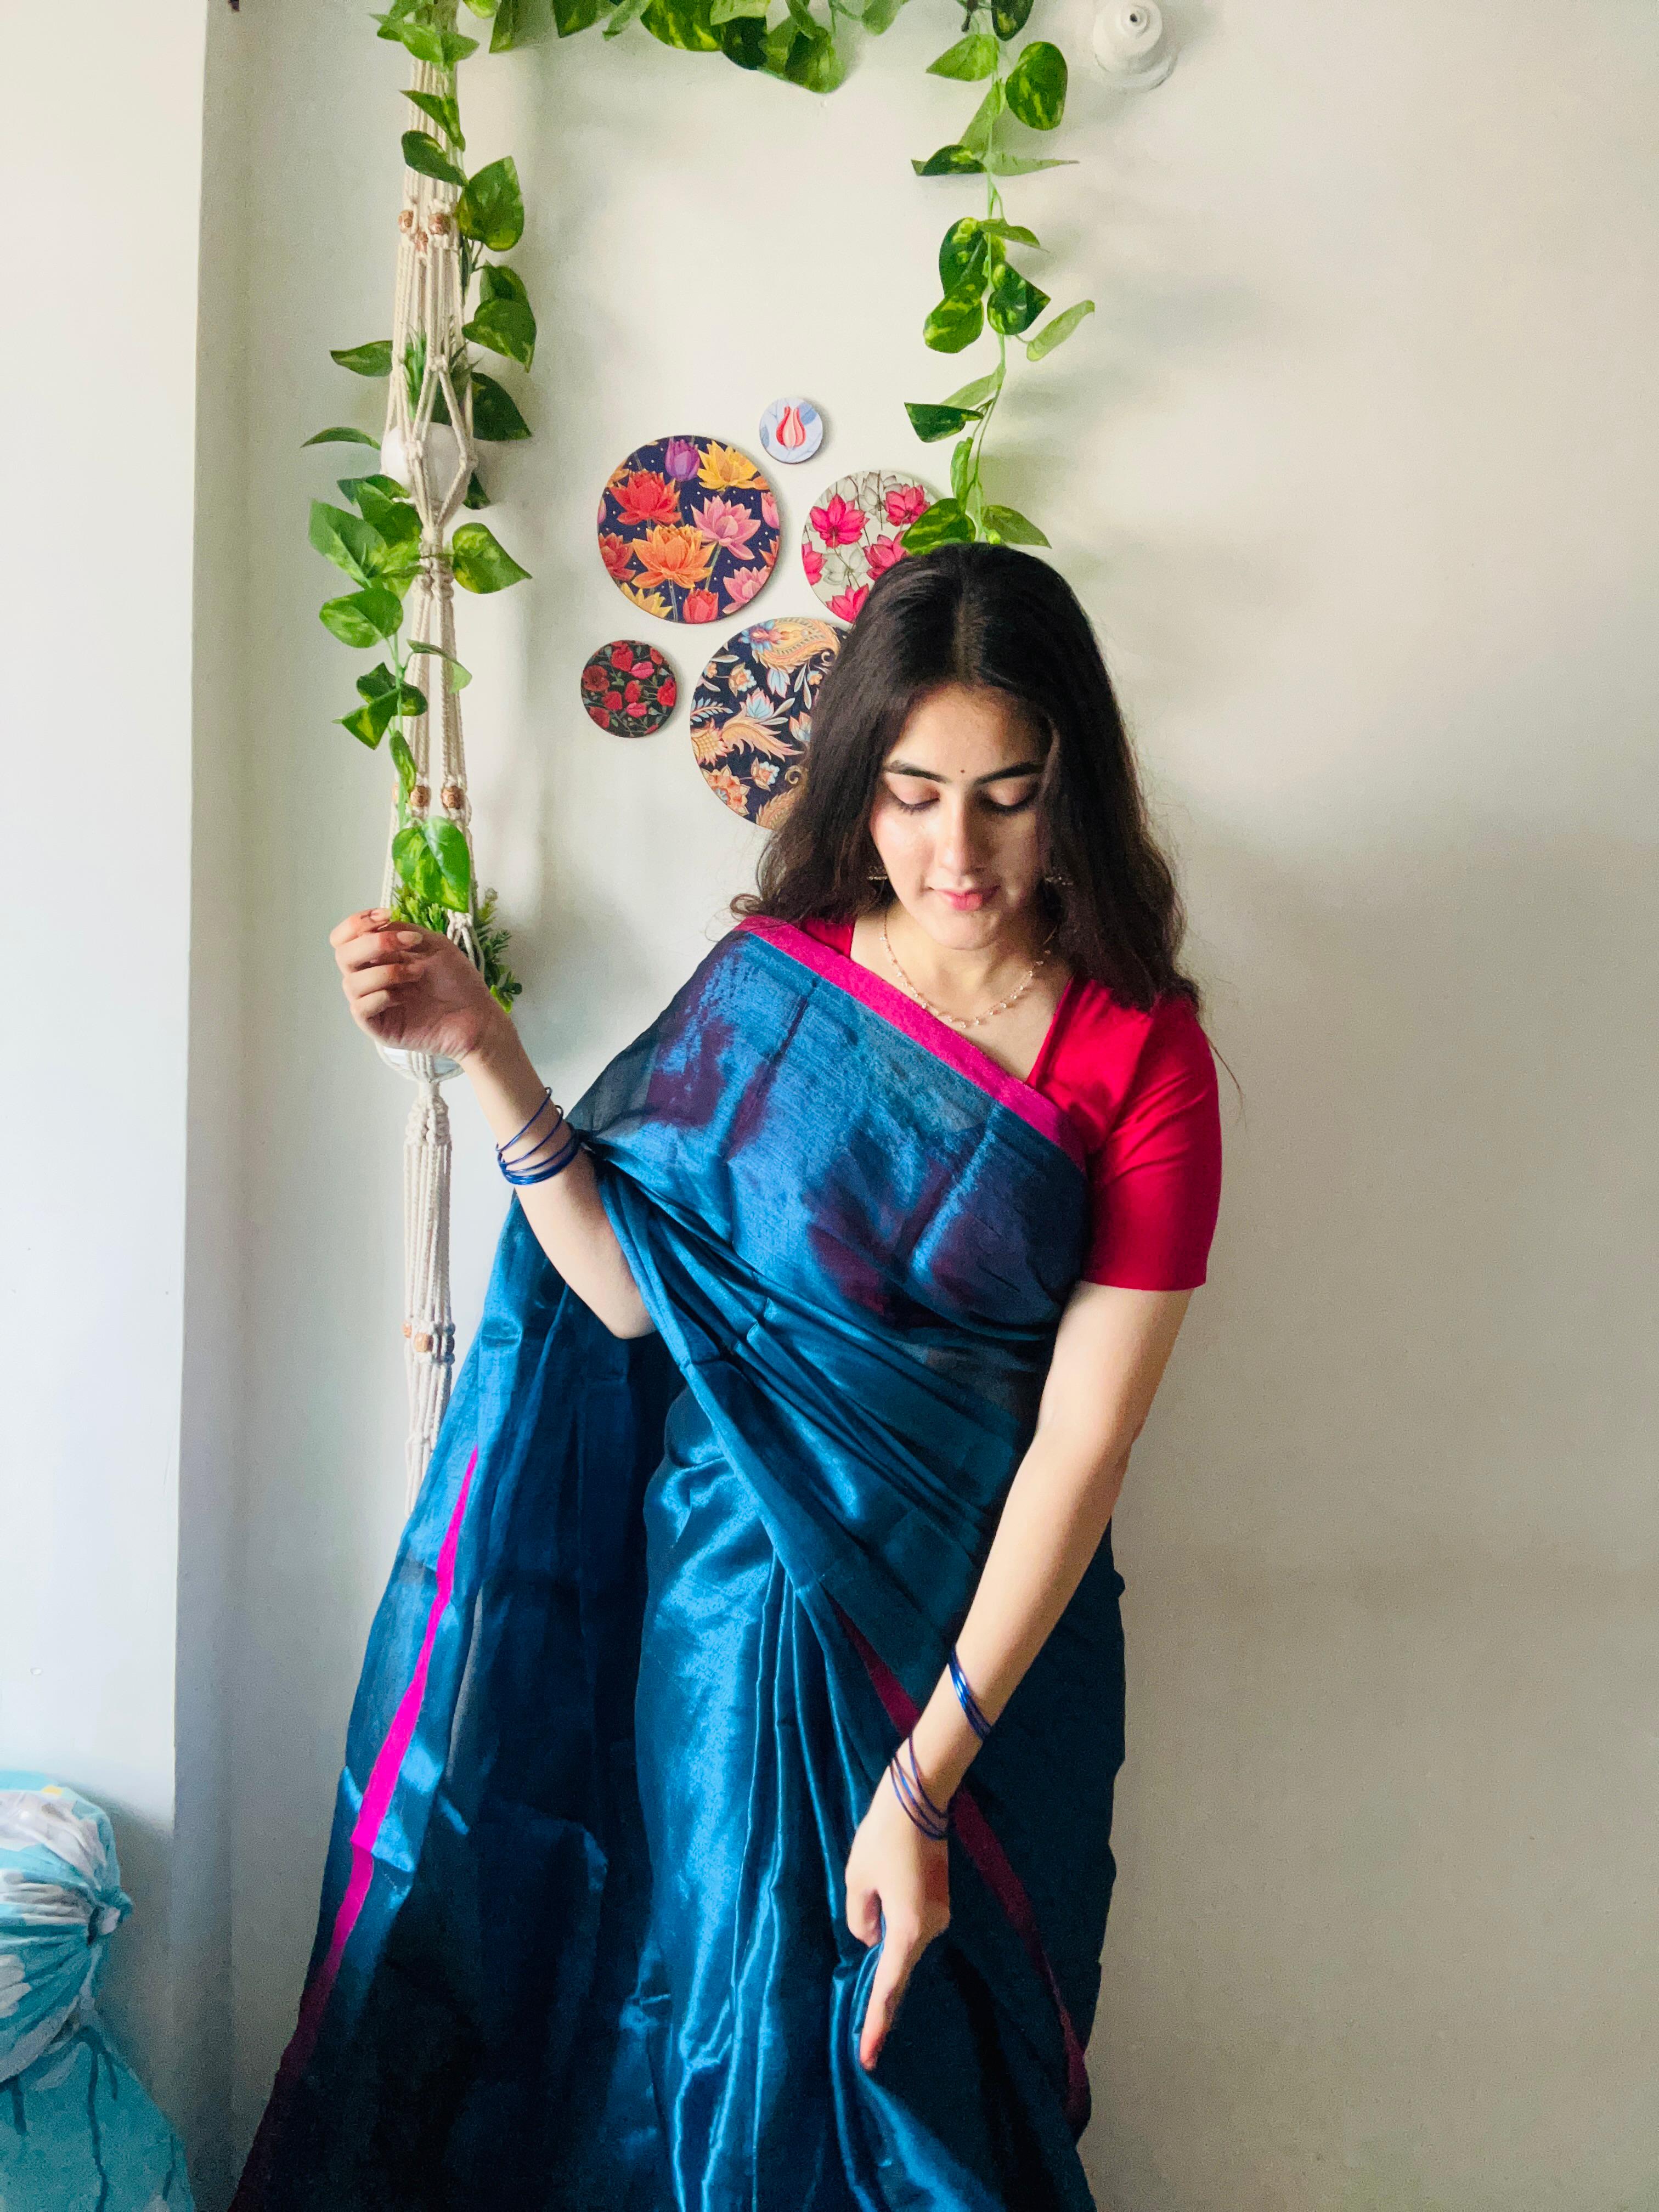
[933,887,993,911]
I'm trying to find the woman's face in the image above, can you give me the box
[868,682,1049,949]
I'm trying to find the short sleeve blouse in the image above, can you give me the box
[797,916,1223,1290]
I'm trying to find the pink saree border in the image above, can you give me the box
[230,1449,478,2211]
[737,915,1087,1173]
[832,1598,1093,2136]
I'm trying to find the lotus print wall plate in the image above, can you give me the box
[690,616,844,827]
[597,436,781,624]
[579,640,677,736]
[800,469,936,625]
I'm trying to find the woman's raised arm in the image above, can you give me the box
[330,909,654,1340]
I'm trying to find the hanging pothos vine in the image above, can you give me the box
[304,0,1092,974]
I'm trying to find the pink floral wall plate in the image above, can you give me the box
[800,469,936,624]
[597,436,781,624]
[580,640,677,736]
[690,616,845,827]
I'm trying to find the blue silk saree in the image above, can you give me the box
[235,916,1127,2212]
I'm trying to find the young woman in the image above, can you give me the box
[236,544,1222,2212]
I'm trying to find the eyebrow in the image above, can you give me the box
[882,758,1046,786]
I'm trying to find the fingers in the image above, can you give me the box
[336,928,430,977]
[329,907,389,950]
[345,962,423,1001]
[859,1918,921,2073]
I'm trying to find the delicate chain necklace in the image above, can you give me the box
[880,910,1056,1032]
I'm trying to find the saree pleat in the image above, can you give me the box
[235,920,1125,2212]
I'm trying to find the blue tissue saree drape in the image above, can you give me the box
[235,916,1127,2212]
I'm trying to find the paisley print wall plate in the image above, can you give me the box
[759,396,825,466]
[800,469,936,625]
[690,616,844,826]
[580,640,677,736]
[597,436,781,624]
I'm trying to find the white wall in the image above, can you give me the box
[9,1,1656,2206]
[0,0,213,2149]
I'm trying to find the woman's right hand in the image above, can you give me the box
[330,909,504,1066]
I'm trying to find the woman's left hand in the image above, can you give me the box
[844,1768,952,2073]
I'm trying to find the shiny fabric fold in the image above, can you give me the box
[235,918,1126,2212]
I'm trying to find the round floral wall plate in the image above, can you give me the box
[800,469,935,624]
[690,616,844,827]
[580,640,677,736]
[597,436,780,624]
[759,396,825,466]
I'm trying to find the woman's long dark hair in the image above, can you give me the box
[732,542,1200,1013]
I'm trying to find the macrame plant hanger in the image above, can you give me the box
[378,58,481,1506]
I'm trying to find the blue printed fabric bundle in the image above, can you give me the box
[0,1771,193,2210]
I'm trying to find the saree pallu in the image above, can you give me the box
[235,917,1127,2212]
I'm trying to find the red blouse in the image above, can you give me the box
[796,915,1222,1290]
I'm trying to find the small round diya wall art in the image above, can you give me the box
[689,616,844,827]
[579,640,677,736]
[597,435,781,624]
[800,469,935,624]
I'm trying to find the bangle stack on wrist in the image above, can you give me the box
[496,1087,583,1186]
[887,1732,951,1842]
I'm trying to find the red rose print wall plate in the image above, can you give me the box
[800,469,936,624]
[597,436,781,624]
[580,640,677,736]
[689,617,844,826]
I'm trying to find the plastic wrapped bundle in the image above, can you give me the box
[0,1773,194,2210]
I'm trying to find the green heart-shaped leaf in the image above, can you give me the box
[426,819,475,910]
[1005,40,1066,128]
[938,217,988,296]
[901,497,976,551]
[304,425,380,448]
[923,287,985,354]
[912,143,985,177]
[1025,298,1094,360]
[987,262,1049,336]
[905,401,984,442]
[392,823,443,902]
[338,693,396,749]
[390,730,419,798]
[409,641,472,690]
[331,339,393,379]
[943,367,1004,408]
[927,31,996,77]
[982,153,1074,175]
[471,371,532,442]
[319,585,404,648]
[456,156,525,251]
[991,0,1031,33]
[309,500,388,586]
[404,89,465,150]
[980,503,1049,547]
[450,522,532,594]
[464,295,537,369]
[375,15,479,67]
[402,130,466,187]
[642,0,724,47]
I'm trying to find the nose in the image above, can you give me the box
[933,793,981,879]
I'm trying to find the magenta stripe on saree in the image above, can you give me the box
[832,1598,1093,2134]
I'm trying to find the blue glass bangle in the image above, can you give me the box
[900,1734,951,1826]
[888,1738,949,1841]
[501,1127,583,1186]
[947,1647,993,1741]
[496,1086,555,1163]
